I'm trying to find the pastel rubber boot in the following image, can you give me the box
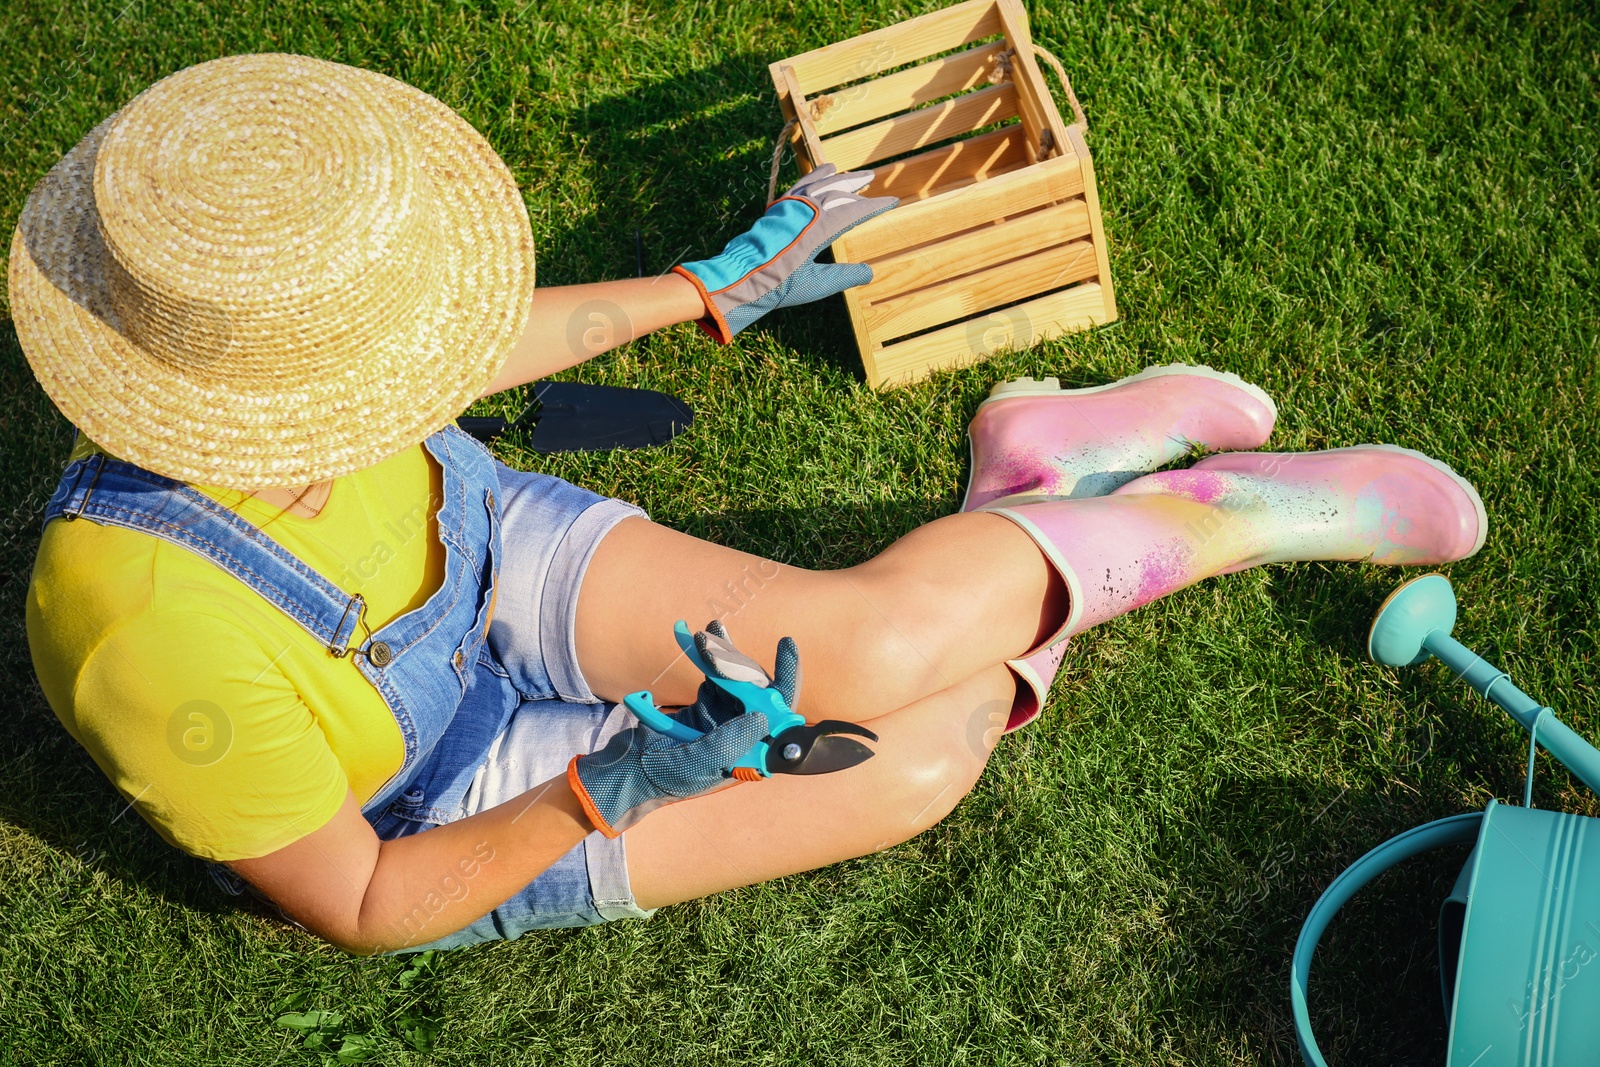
[1109,445,1488,570]
[986,491,1229,731]
[962,364,1278,512]
[989,445,1487,730]
[963,363,1275,728]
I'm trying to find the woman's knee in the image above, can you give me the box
[798,576,959,717]
[856,727,990,850]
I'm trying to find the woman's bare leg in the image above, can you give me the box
[590,448,1485,905]
[575,512,1065,721]
[625,663,1016,909]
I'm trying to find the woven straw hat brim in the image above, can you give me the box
[8,54,534,489]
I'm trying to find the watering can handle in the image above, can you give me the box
[1290,811,1484,1067]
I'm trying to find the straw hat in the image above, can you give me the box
[8,53,535,489]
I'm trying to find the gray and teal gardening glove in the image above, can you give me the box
[671,164,898,343]
[567,623,797,837]
[673,621,801,733]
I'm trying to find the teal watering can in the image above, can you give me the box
[1293,574,1600,1067]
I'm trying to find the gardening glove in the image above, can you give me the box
[671,164,898,343]
[670,621,801,734]
[568,623,799,837]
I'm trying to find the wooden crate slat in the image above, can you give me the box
[1067,125,1118,323]
[870,283,1109,385]
[835,149,1084,262]
[864,124,1029,204]
[995,0,1070,159]
[838,282,879,377]
[818,83,1017,172]
[865,238,1098,340]
[859,198,1092,303]
[810,41,1008,136]
[779,0,1003,96]
[775,63,828,171]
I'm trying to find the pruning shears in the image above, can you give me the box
[622,621,878,779]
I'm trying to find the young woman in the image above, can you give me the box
[14,55,1486,954]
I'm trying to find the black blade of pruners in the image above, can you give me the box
[458,381,693,452]
[766,720,878,776]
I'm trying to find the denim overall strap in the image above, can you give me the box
[348,426,506,815]
[42,453,368,655]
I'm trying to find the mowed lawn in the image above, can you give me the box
[0,0,1595,1063]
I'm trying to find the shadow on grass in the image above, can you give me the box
[1151,769,1460,1064]
[674,499,955,565]
[524,51,869,382]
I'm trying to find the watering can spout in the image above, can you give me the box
[1369,574,1600,796]
[1367,573,1458,667]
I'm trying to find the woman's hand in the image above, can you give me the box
[672,165,896,343]
[569,621,800,836]
[568,705,771,837]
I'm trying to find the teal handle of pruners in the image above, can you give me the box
[618,620,805,777]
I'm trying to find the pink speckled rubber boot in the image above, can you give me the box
[962,364,1279,512]
[1111,445,1488,570]
[962,363,1276,729]
[989,445,1487,730]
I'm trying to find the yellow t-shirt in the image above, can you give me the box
[26,435,445,861]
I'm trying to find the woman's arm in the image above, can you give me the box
[228,776,592,954]
[480,274,705,397]
[480,165,896,398]
[228,684,768,954]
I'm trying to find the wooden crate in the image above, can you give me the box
[768,0,1116,388]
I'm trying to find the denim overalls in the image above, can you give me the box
[41,425,620,950]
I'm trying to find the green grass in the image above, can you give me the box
[1,0,1596,1062]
